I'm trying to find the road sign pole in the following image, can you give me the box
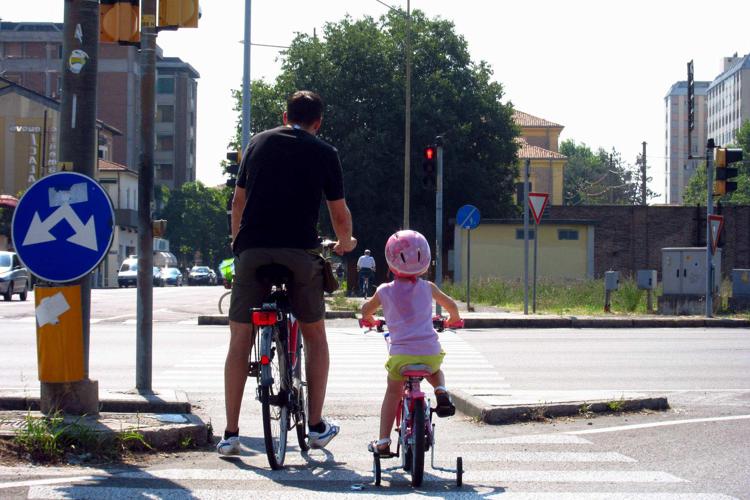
[137,0,157,392]
[466,228,471,312]
[705,139,715,318]
[48,0,100,415]
[533,218,538,314]
[523,159,530,315]
[435,137,444,316]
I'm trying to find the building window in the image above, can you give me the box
[157,78,174,94]
[156,164,174,181]
[156,135,174,151]
[157,105,174,122]
[515,229,535,240]
[4,42,23,58]
[558,229,579,241]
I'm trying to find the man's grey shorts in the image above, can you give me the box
[229,248,325,324]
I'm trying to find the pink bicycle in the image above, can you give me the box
[359,316,464,487]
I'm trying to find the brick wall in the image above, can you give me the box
[547,205,750,279]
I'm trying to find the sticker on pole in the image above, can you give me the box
[457,204,480,230]
[528,192,549,225]
[708,214,724,255]
[11,172,115,283]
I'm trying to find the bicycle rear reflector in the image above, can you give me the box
[252,311,276,325]
[260,354,271,365]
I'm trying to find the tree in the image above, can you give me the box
[229,11,519,267]
[561,140,648,205]
[683,119,750,205]
[159,182,232,269]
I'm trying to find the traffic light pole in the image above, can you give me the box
[136,0,156,392]
[435,137,444,316]
[705,139,715,318]
[402,0,412,229]
[523,159,530,315]
[241,0,252,151]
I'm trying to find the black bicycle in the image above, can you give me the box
[248,264,309,469]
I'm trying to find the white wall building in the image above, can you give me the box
[664,80,709,205]
[707,53,750,148]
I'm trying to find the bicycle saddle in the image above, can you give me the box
[400,364,434,377]
[256,264,293,286]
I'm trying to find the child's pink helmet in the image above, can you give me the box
[385,230,431,278]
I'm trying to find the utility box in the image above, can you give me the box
[637,270,657,290]
[661,247,721,296]
[731,269,750,297]
[604,271,619,291]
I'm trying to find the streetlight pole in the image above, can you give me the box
[402,0,411,229]
[241,0,252,151]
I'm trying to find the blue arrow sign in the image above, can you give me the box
[11,172,114,283]
[457,204,480,230]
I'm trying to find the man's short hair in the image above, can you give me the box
[287,90,324,127]
[364,249,371,254]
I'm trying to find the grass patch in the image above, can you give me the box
[11,412,151,463]
[606,399,626,412]
[326,293,360,311]
[443,277,668,316]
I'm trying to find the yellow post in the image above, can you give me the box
[35,285,84,383]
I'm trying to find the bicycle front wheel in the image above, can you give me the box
[259,325,289,469]
[410,398,426,487]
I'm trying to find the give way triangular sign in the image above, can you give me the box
[708,214,724,254]
[528,192,549,225]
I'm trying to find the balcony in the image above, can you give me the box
[115,208,138,229]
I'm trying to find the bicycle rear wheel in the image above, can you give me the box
[260,325,289,469]
[410,398,426,487]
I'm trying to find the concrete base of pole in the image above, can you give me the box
[40,379,99,416]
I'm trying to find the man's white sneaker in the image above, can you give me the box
[308,420,340,449]
[216,436,241,456]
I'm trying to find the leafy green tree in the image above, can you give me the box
[684,119,750,205]
[561,140,649,205]
[229,11,519,264]
[159,182,232,269]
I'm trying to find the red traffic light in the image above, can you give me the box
[424,146,436,160]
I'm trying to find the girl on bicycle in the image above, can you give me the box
[361,229,462,454]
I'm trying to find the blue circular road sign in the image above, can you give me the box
[11,172,115,283]
[457,204,481,230]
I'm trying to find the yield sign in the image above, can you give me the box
[528,192,549,225]
[708,214,724,254]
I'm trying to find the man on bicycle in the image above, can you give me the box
[357,249,376,297]
[219,90,357,456]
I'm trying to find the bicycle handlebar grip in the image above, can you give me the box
[446,319,464,329]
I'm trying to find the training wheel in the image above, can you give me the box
[456,456,463,487]
[373,454,382,486]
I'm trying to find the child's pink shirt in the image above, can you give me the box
[376,278,441,356]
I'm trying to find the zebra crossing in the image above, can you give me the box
[153,326,509,398]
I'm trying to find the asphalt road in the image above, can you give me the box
[0,288,748,498]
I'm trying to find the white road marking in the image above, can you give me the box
[0,475,102,490]
[568,414,750,435]
[468,433,592,445]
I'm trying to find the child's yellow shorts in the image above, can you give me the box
[385,351,445,381]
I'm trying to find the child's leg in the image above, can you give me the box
[426,369,446,392]
[378,377,403,446]
[427,369,455,417]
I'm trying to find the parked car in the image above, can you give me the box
[0,251,30,301]
[162,267,183,286]
[188,266,217,286]
[117,258,164,287]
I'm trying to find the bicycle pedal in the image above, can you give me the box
[248,361,260,377]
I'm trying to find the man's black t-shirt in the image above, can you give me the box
[233,126,345,252]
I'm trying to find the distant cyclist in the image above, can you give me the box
[357,249,376,297]
[219,90,357,456]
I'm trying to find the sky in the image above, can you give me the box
[4,0,750,203]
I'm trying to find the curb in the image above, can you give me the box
[0,396,191,414]
[197,314,750,328]
[451,389,670,425]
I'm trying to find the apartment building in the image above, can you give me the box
[707,53,750,148]
[0,21,198,189]
[513,110,567,205]
[664,80,709,205]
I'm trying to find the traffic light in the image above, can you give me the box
[714,147,742,196]
[225,150,241,188]
[422,145,437,188]
[159,0,200,29]
[100,0,140,45]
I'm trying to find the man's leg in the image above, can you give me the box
[298,319,328,425]
[224,320,254,433]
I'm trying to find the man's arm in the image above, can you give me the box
[326,198,357,255]
[231,186,246,244]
